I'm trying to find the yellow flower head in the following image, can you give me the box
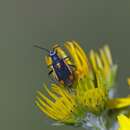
[36,41,118,125]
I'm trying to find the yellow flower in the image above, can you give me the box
[117,114,130,130]
[36,41,118,125]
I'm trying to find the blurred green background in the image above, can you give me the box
[0,0,130,130]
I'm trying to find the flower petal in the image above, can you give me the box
[117,114,130,130]
[107,97,130,109]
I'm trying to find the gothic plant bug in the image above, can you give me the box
[34,44,75,86]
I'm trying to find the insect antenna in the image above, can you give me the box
[34,45,49,53]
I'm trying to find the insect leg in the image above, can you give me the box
[48,68,59,84]
[68,64,76,68]
[48,69,56,82]
[63,56,70,60]
[48,70,53,75]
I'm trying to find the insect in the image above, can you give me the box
[34,44,75,86]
